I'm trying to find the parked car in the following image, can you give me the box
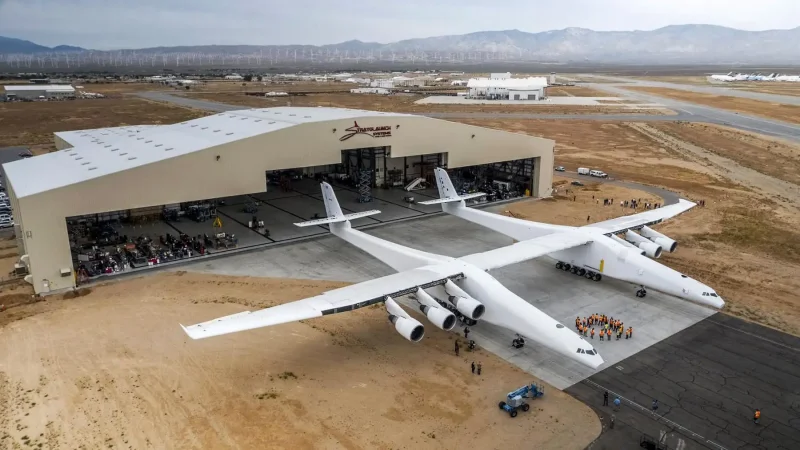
[571,180,584,186]
[589,169,608,178]
[555,166,565,172]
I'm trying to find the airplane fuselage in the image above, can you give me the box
[444,203,723,308]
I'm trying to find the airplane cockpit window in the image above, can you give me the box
[577,349,586,354]
[710,293,718,297]
[681,274,688,278]
[556,324,565,328]
[585,350,596,355]
[701,292,719,297]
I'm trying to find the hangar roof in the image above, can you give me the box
[466,77,548,89]
[4,107,411,199]
[4,85,76,92]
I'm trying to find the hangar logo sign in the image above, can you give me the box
[340,121,392,141]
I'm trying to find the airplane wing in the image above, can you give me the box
[181,265,464,340]
[459,232,592,271]
[584,199,696,235]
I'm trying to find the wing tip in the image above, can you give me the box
[180,323,202,340]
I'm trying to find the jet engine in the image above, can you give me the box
[639,226,678,253]
[609,234,646,256]
[385,296,425,342]
[624,231,663,259]
[414,288,457,331]
[444,280,485,320]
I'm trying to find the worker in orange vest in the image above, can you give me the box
[591,328,595,339]
[754,409,761,424]
[629,327,633,338]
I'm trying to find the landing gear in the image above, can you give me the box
[557,262,602,282]
[636,286,647,298]
[512,335,525,349]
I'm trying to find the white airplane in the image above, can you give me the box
[180,182,604,369]
[420,168,724,310]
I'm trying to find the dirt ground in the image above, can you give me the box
[455,118,800,336]
[186,92,665,115]
[544,86,608,97]
[0,272,600,450]
[0,98,209,153]
[626,86,800,124]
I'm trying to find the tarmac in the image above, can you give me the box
[415,95,665,108]
[570,313,800,450]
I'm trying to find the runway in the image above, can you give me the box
[137,91,800,143]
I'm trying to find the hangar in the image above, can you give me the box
[3,106,555,295]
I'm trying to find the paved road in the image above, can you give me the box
[583,82,800,143]
[569,312,800,450]
[555,171,681,206]
[138,91,800,143]
[586,74,800,107]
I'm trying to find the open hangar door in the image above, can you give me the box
[443,158,535,201]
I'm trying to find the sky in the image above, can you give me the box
[0,0,798,49]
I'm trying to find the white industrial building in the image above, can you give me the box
[350,88,390,95]
[370,79,395,89]
[392,76,433,87]
[224,74,244,81]
[466,77,548,101]
[4,107,555,295]
[3,85,76,100]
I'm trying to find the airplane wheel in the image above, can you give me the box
[522,404,530,412]
[578,268,586,276]
[594,274,602,282]
[563,264,571,271]
[555,262,563,270]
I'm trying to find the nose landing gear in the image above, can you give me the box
[636,286,647,298]
[556,262,602,282]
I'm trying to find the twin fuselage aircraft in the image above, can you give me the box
[182,168,723,370]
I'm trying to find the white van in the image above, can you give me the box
[589,170,608,178]
[577,167,590,175]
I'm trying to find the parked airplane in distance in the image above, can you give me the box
[181,182,604,369]
[421,168,724,309]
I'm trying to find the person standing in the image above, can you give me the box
[754,409,761,424]
[471,361,476,374]
[454,341,460,356]
[652,399,659,412]
[464,327,470,339]
[591,328,595,339]
[600,329,604,341]
[477,362,482,376]
[603,391,609,406]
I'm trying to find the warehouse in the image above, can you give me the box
[467,77,548,100]
[3,106,555,295]
[3,84,76,100]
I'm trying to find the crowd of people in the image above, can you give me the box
[576,314,633,341]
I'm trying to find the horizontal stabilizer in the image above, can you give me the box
[418,192,486,205]
[294,210,381,227]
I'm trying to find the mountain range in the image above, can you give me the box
[3,25,800,63]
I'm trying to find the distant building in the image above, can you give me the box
[224,74,244,81]
[490,72,512,80]
[350,88,390,95]
[3,85,75,100]
[370,79,394,89]
[392,76,433,87]
[466,77,548,100]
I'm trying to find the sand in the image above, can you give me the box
[0,272,600,450]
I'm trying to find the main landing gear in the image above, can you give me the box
[555,261,602,282]
[636,285,647,298]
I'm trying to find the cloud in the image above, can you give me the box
[1,0,798,49]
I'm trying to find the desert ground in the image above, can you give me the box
[0,98,209,154]
[626,86,800,124]
[0,272,600,450]
[455,119,800,336]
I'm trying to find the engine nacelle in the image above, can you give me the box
[389,315,425,342]
[444,280,485,320]
[420,305,457,331]
[414,288,457,331]
[609,234,646,256]
[385,296,425,342]
[640,226,678,253]
[624,231,663,259]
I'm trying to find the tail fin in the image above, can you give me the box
[294,182,381,227]
[418,168,486,206]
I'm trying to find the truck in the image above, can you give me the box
[589,169,608,178]
[498,382,545,417]
[577,167,590,175]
